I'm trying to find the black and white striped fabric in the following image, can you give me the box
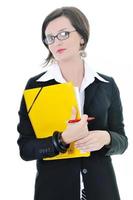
[80,171,87,199]
[80,189,87,200]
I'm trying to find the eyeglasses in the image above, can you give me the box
[44,30,76,45]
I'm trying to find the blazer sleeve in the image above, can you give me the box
[105,78,128,156]
[17,79,59,161]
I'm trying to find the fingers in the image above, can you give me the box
[75,131,105,152]
[75,138,101,152]
[68,106,88,124]
[77,143,103,152]
[70,106,88,121]
[70,106,77,120]
[81,114,88,121]
[75,135,90,145]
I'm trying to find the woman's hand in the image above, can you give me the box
[61,107,89,144]
[75,130,111,152]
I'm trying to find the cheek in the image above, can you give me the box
[71,38,81,51]
[48,46,58,59]
[70,42,81,54]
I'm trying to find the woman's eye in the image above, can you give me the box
[48,36,54,41]
[60,32,68,37]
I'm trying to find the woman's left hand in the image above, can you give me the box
[75,130,111,152]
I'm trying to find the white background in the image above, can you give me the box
[0,0,132,199]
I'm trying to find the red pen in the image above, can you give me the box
[68,117,95,123]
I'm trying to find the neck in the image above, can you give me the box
[57,57,85,87]
[58,57,83,70]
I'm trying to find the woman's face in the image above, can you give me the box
[45,16,84,62]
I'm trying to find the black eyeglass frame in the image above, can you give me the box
[44,30,76,45]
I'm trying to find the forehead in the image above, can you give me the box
[45,16,74,35]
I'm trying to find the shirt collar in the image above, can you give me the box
[36,62,109,92]
[37,63,66,83]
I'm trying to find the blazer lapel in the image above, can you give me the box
[84,79,99,113]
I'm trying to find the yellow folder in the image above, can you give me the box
[24,82,90,160]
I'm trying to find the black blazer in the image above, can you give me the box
[17,72,128,200]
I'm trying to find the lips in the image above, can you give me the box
[56,48,66,53]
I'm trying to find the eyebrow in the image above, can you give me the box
[58,28,67,32]
[46,28,67,36]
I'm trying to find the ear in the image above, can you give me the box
[80,38,85,45]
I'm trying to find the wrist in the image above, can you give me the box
[61,131,71,144]
[52,131,70,153]
[104,131,111,145]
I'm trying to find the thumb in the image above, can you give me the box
[70,106,77,120]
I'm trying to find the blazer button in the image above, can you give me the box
[82,168,88,174]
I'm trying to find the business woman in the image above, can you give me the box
[17,7,128,200]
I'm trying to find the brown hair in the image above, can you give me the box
[42,6,90,66]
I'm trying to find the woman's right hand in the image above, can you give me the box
[61,107,89,144]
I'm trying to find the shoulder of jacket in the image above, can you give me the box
[97,73,114,83]
[30,71,47,81]
[97,73,119,95]
[25,71,47,89]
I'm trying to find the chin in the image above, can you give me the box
[55,54,73,63]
